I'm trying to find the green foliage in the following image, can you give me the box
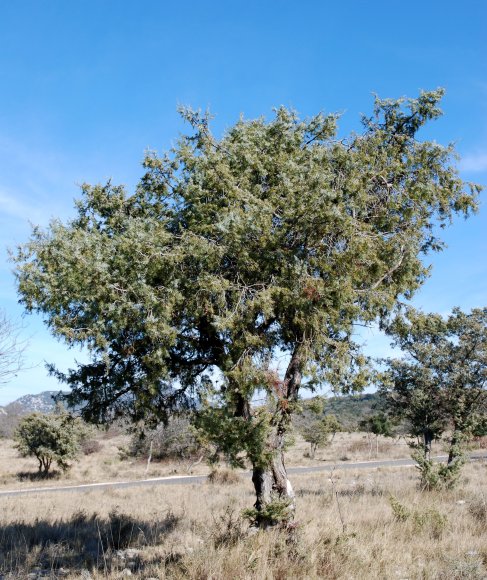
[389,495,448,539]
[304,396,326,415]
[194,403,273,469]
[324,393,386,431]
[14,412,86,474]
[12,91,480,500]
[389,495,411,521]
[296,398,342,458]
[380,307,487,488]
[389,495,448,538]
[411,447,466,491]
[413,507,448,539]
[471,415,487,437]
[242,497,294,527]
[359,413,394,437]
[129,415,201,462]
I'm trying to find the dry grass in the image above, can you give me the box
[286,431,430,464]
[0,460,486,578]
[0,434,210,489]
[0,431,425,492]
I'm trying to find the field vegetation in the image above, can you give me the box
[0,451,485,579]
[1,422,486,578]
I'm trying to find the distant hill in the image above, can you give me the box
[0,391,65,416]
[0,390,383,432]
[324,392,384,430]
[0,391,68,439]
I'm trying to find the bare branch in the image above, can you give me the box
[0,310,27,384]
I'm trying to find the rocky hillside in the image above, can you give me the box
[0,391,65,416]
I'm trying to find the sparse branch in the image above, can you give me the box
[0,310,26,384]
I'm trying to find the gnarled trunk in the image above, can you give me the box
[251,429,295,527]
[250,344,303,527]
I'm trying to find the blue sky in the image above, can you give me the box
[0,0,486,405]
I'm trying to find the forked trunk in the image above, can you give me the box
[310,442,317,459]
[250,344,303,528]
[251,429,295,528]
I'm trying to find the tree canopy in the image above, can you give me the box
[14,410,86,475]
[13,89,480,521]
[380,307,487,488]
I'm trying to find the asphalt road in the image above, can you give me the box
[1,454,485,498]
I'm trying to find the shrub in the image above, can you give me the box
[468,495,487,526]
[412,447,466,491]
[389,495,448,538]
[81,438,102,455]
[207,468,241,485]
[389,495,411,522]
[14,412,87,475]
[129,416,201,462]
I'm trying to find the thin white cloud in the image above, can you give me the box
[0,189,48,224]
[460,151,487,173]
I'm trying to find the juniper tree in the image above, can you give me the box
[13,90,480,524]
[380,307,487,489]
[14,411,86,475]
[359,413,394,457]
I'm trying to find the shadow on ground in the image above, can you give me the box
[16,469,62,482]
[0,509,180,577]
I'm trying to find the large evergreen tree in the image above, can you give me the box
[14,90,480,524]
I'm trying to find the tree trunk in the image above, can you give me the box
[251,430,295,528]
[423,429,433,461]
[447,429,460,465]
[250,344,303,527]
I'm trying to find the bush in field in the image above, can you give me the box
[14,411,86,475]
[359,412,395,457]
[81,438,102,455]
[295,398,342,459]
[129,415,202,462]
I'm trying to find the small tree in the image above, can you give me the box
[380,307,487,489]
[295,398,342,459]
[305,416,342,459]
[359,413,394,457]
[323,414,342,443]
[14,412,86,475]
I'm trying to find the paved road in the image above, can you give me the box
[1,454,485,498]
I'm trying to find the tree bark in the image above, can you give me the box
[447,429,460,465]
[310,442,317,459]
[250,343,303,527]
[423,429,433,461]
[251,430,296,527]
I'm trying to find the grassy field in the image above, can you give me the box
[0,432,486,578]
[0,430,446,489]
